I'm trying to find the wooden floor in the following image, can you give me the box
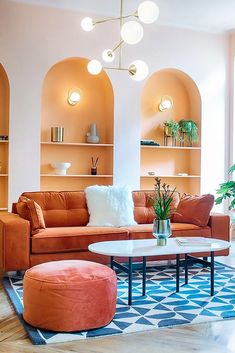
[1,245,235,353]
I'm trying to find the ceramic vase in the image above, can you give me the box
[152,219,172,246]
[86,123,99,144]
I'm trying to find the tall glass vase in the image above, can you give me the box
[153,219,172,246]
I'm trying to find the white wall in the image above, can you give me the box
[0,0,229,208]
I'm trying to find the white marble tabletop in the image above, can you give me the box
[88,238,231,257]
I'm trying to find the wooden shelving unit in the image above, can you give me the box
[141,68,201,195]
[0,65,9,211]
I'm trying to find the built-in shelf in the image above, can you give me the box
[141,175,200,178]
[141,145,201,150]
[41,142,113,147]
[0,174,8,177]
[0,208,7,211]
[40,174,113,178]
[0,140,8,143]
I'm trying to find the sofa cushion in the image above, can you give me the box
[132,191,180,224]
[173,194,214,227]
[16,197,45,234]
[85,185,137,227]
[21,191,89,227]
[121,223,211,240]
[31,227,129,254]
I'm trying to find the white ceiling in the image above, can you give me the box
[11,0,235,33]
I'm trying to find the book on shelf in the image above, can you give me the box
[176,237,212,246]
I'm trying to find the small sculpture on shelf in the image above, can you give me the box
[91,157,99,175]
[163,120,179,146]
[86,123,99,144]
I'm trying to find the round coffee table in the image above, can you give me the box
[89,238,230,305]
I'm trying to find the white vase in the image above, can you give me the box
[51,162,71,175]
[86,123,99,143]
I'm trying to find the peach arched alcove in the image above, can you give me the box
[140,68,202,195]
[40,57,114,191]
[0,63,9,210]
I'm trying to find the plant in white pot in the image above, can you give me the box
[149,177,177,246]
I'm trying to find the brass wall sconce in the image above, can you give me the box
[159,96,173,112]
[67,89,81,105]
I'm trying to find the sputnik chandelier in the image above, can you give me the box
[81,1,159,81]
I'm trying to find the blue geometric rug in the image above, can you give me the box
[3,261,235,345]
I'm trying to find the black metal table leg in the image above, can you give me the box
[185,253,188,285]
[142,256,146,296]
[128,257,133,305]
[110,256,114,269]
[211,251,214,296]
[176,254,180,292]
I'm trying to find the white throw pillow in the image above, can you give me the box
[85,185,137,227]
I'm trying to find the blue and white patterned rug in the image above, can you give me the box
[3,261,235,345]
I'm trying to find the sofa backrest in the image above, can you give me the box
[20,190,178,227]
[21,191,89,227]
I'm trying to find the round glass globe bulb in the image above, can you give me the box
[68,91,80,105]
[128,60,149,81]
[138,1,159,24]
[81,17,94,31]
[102,49,115,63]
[121,21,143,45]
[87,60,102,75]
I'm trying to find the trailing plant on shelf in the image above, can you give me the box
[178,119,198,146]
[215,164,235,210]
[163,120,179,138]
[148,177,177,245]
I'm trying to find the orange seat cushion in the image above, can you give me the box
[23,260,117,332]
[31,227,129,254]
[121,223,211,240]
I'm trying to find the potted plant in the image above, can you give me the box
[148,177,177,246]
[215,164,235,210]
[163,120,179,146]
[178,119,198,146]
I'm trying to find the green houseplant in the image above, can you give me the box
[163,120,179,147]
[178,119,198,146]
[149,177,177,246]
[215,164,235,210]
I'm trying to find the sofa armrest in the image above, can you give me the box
[0,212,30,271]
[208,212,230,242]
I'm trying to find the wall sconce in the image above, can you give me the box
[159,96,173,112]
[67,89,81,105]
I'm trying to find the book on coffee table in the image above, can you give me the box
[176,237,212,246]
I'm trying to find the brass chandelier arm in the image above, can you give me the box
[94,13,138,25]
[112,40,124,53]
[103,67,128,71]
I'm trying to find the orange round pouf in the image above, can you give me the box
[23,260,117,332]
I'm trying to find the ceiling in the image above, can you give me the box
[11,0,235,33]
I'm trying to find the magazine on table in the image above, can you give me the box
[176,237,212,247]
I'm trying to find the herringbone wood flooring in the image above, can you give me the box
[1,245,235,353]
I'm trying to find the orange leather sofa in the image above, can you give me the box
[0,191,230,272]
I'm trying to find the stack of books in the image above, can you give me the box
[176,237,212,247]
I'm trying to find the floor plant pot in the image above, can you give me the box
[152,219,172,246]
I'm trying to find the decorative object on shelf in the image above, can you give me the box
[91,157,99,175]
[178,119,198,147]
[51,127,64,142]
[81,0,159,81]
[163,120,179,146]
[177,173,188,176]
[215,164,235,210]
[149,177,176,246]
[140,139,160,146]
[0,135,8,140]
[51,162,71,175]
[67,89,81,105]
[148,171,155,176]
[86,123,100,144]
[159,96,173,112]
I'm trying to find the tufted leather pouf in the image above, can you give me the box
[23,260,117,332]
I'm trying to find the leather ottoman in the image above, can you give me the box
[23,260,117,332]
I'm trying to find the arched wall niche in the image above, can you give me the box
[40,57,114,190]
[140,68,202,195]
[0,63,9,210]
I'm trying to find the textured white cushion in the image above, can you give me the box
[85,185,137,227]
